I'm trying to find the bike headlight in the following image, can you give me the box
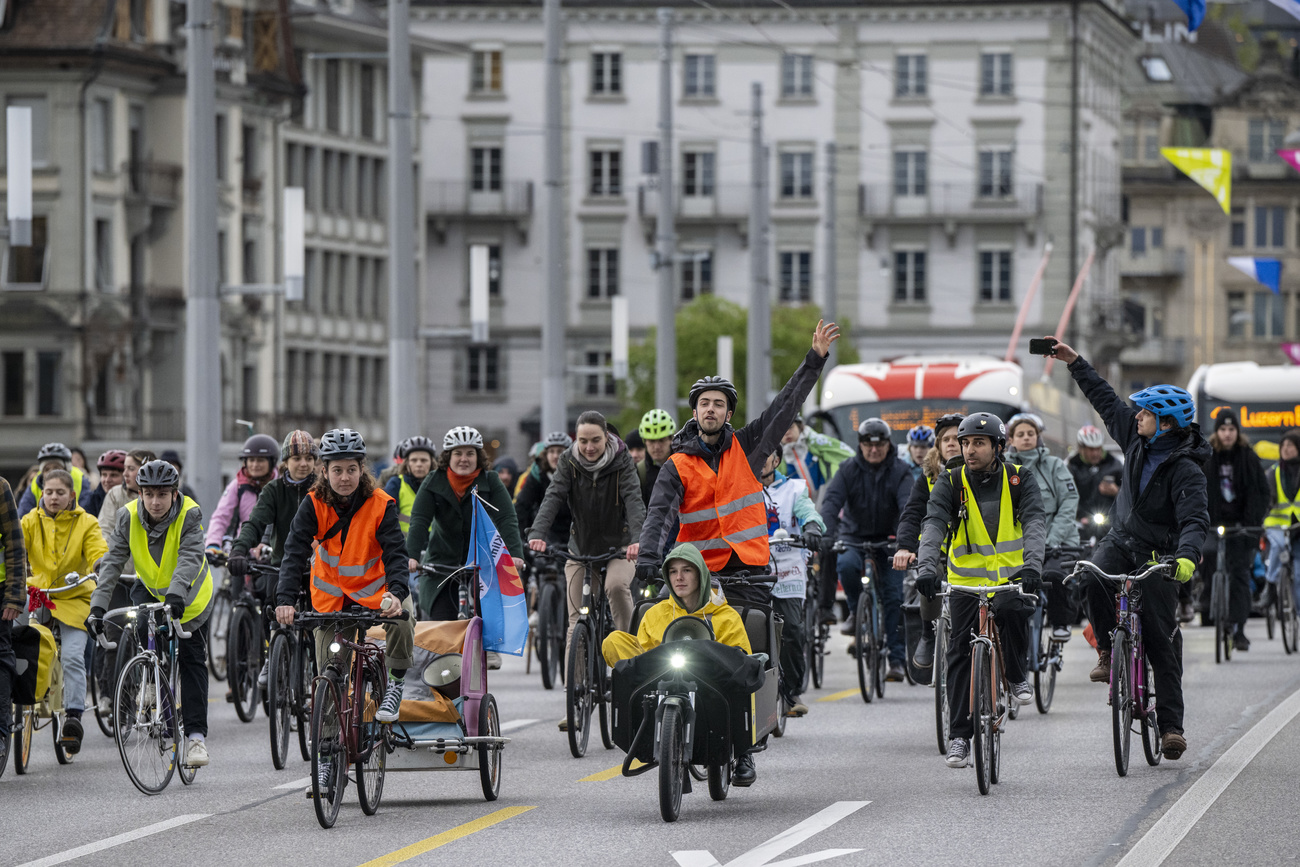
[1093,513,1107,525]
[580,606,589,616]
[329,641,341,653]
[1217,525,1225,537]
[126,610,137,620]
[671,653,686,669]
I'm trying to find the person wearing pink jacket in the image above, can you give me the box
[205,434,280,552]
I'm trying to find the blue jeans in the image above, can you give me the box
[837,545,906,665]
[58,624,88,713]
[1265,528,1300,602]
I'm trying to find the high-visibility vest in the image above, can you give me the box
[946,464,1025,587]
[671,438,769,571]
[308,489,393,613]
[126,497,213,622]
[397,476,418,536]
[1266,466,1300,527]
[925,474,950,557]
[30,466,85,504]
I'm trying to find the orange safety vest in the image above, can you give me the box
[671,437,770,571]
[309,489,394,613]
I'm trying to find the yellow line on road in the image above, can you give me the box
[816,688,859,702]
[579,760,644,782]
[356,806,536,867]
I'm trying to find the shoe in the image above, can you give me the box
[818,608,837,626]
[60,716,84,755]
[375,679,403,723]
[839,616,856,636]
[557,718,569,732]
[1178,602,1196,624]
[1089,650,1111,683]
[1050,626,1072,642]
[308,759,333,798]
[1234,632,1251,652]
[1010,681,1033,704]
[96,694,113,716]
[486,651,502,671]
[945,738,970,768]
[787,700,808,717]
[913,635,935,668]
[733,754,756,787]
[185,738,209,768]
[1161,730,1187,760]
[886,662,906,682]
[257,658,270,689]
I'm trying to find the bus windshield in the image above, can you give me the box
[823,400,1021,444]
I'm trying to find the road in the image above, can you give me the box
[4,619,1299,867]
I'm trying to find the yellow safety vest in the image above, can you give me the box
[946,464,1025,587]
[1265,466,1300,528]
[397,476,417,536]
[30,466,85,503]
[125,497,213,622]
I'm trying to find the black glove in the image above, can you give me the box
[915,571,941,600]
[227,552,249,578]
[801,524,823,547]
[819,539,837,564]
[86,606,107,639]
[164,593,186,621]
[635,563,660,587]
[1016,570,1042,595]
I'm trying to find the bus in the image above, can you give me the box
[1189,362,1300,461]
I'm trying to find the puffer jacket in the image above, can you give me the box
[1007,444,1081,548]
[206,467,278,547]
[528,435,645,557]
[21,502,108,628]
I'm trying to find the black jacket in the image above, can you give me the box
[818,445,914,543]
[637,455,667,505]
[515,461,570,546]
[1203,444,1269,527]
[233,473,316,564]
[1068,357,1211,562]
[896,455,964,553]
[529,437,646,557]
[1068,450,1124,521]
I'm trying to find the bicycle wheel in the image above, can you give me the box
[934,621,950,756]
[355,661,386,816]
[53,713,70,765]
[310,675,346,829]
[1266,590,1277,640]
[970,642,992,796]
[658,702,686,823]
[1140,655,1162,767]
[1111,630,1132,778]
[598,668,615,751]
[990,640,1004,785]
[267,631,292,770]
[12,704,34,775]
[812,623,826,689]
[227,605,259,723]
[1282,580,1299,656]
[1034,628,1057,715]
[537,582,561,690]
[855,591,875,704]
[176,665,197,785]
[1212,573,1229,664]
[478,693,502,801]
[872,592,887,699]
[772,695,787,738]
[295,636,316,762]
[115,656,176,795]
[707,760,731,801]
[90,644,115,738]
[207,586,232,681]
[565,621,593,758]
[800,603,815,695]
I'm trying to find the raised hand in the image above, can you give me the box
[812,320,841,358]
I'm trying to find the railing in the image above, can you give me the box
[1119,246,1186,277]
[424,180,533,218]
[637,183,752,220]
[124,160,183,206]
[859,182,1043,220]
[1118,337,1186,367]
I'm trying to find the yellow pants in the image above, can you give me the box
[601,630,645,668]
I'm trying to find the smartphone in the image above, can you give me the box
[1028,337,1058,357]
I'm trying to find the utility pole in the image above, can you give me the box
[746,83,770,411]
[184,0,221,510]
[824,141,838,372]
[542,0,567,436]
[655,8,677,413]
[387,0,419,449]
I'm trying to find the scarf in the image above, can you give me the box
[574,439,616,476]
[449,468,480,500]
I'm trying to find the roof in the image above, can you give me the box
[1124,39,1248,107]
[0,0,118,52]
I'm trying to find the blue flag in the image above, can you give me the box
[1173,0,1206,30]
[467,494,529,655]
[1228,256,1282,294]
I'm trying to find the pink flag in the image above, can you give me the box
[1280,150,1300,173]
[1282,342,1300,365]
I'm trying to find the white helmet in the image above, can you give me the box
[1077,425,1105,449]
[443,426,484,450]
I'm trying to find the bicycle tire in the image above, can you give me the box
[177,689,197,787]
[772,695,786,738]
[658,702,686,823]
[90,644,115,738]
[1111,630,1132,778]
[812,623,827,689]
[1140,655,1162,767]
[707,760,731,801]
[478,693,502,801]
[1266,593,1277,640]
[1212,572,1229,664]
[115,656,176,795]
[1282,580,1299,655]
[310,675,345,829]
[872,591,887,700]
[267,631,292,770]
[227,605,260,723]
[990,635,1004,785]
[598,678,615,751]
[855,591,875,704]
[800,603,815,695]
[971,642,992,796]
[565,621,593,758]
[537,582,561,690]
[295,636,316,762]
[53,713,70,765]
[934,621,950,756]
[12,704,34,775]
[207,586,232,681]
[355,661,386,816]
[1034,628,1057,715]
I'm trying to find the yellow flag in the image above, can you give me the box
[1161,147,1231,213]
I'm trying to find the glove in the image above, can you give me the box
[164,593,185,621]
[1016,570,1043,595]
[819,539,837,564]
[636,563,660,587]
[801,524,823,547]
[227,552,249,578]
[86,606,107,639]
[915,571,941,600]
[1176,558,1196,584]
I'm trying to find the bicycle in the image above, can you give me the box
[1207,526,1259,664]
[1273,525,1300,655]
[296,606,410,829]
[417,562,483,621]
[554,546,622,759]
[769,528,821,695]
[266,588,317,769]
[525,546,566,690]
[205,549,233,682]
[227,562,276,723]
[86,572,139,739]
[835,539,896,703]
[1028,546,1082,715]
[932,586,952,756]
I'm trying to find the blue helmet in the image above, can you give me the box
[907,424,935,447]
[1129,385,1195,441]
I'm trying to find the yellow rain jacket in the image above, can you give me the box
[20,503,106,628]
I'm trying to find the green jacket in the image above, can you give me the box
[231,473,316,564]
[406,469,524,595]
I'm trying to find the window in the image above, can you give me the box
[1143,117,1160,162]
[466,346,500,394]
[241,123,257,185]
[1231,207,1246,248]
[591,52,622,95]
[781,54,813,98]
[683,151,715,196]
[4,216,48,287]
[356,156,370,218]
[588,149,621,197]
[95,219,113,290]
[893,150,927,197]
[217,230,228,287]
[5,96,50,168]
[681,253,712,300]
[91,98,112,173]
[324,59,341,132]
[487,245,502,296]
[286,142,303,188]
[585,351,616,398]
[1130,227,1147,257]
[779,251,812,303]
[215,113,228,182]
[337,153,351,214]
[1256,206,1286,248]
[980,53,1013,96]
[895,54,927,98]
[322,353,336,415]
[471,147,502,192]
[979,250,1012,302]
[36,351,61,416]
[1122,119,1138,161]
[587,248,619,299]
[242,234,257,284]
[978,149,1014,198]
[1151,227,1164,249]
[894,250,927,303]
[371,159,385,219]
[3,352,23,416]
[780,150,813,199]
[321,150,335,211]
[372,258,385,319]
[303,146,317,209]
[471,50,503,94]
[1254,291,1284,338]
[359,64,376,139]
[684,55,715,98]
[1140,56,1173,82]
[356,257,370,318]
[1248,118,1285,163]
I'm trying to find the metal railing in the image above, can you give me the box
[124,160,183,206]
[424,180,533,218]
[859,182,1043,220]
[636,183,751,220]
[1119,246,1186,277]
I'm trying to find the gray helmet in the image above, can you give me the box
[956,412,1008,449]
[37,442,72,464]
[319,428,367,461]
[240,433,280,460]
[542,430,572,449]
[689,376,738,411]
[402,436,436,459]
[857,418,892,443]
[135,459,180,489]
[443,426,484,450]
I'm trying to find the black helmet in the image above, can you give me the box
[37,442,72,464]
[689,376,738,411]
[319,428,367,461]
[402,436,436,459]
[240,433,280,460]
[135,459,180,489]
[956,412,1007,448]
[933,413,965,439]
[857,418,892,443]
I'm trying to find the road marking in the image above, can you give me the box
[816,689,858,702]
[499,718,539,732]
[579,760,645,782]
[1116,685,1300,867]
[15,814,211,867]
[356,806,535,867]
[672,801,869,867]
[273,776,311,790]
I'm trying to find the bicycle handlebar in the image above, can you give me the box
[941,583,1037,601]
[1068,559,1174,585]
[834,539,897,554]
[545,546,624,563]
[294,608,411,626]
[95,601,192,648]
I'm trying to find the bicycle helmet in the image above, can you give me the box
[1129,385,1195,442]
[542,430,572,449]
[135,459,180,489]
[318,428,367,461]
[281,430,318,460]
[689,376,738,411]
[97,449,128,471]
[402,435,437,459]
[956,412,1008,448]
[1076,425,1105,448]
[639,408,677,441]
[857,418,892,443]
[1006,412,1045,435]
[933,413,965,439]
[240,433,280,460]
[907,424,935,447]
[37,442,72,464]
[443,426,484,451]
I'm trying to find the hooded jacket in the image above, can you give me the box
[1202,439,1269,528]
[206,466,278,547]
[515,460,571,546]
[1068,450,1125,522]
[21,501,107,628]
[818,444,914,543]
[1007,444,1081,548]
[232,471,317,565]
[528,435,645,557]
[1068,357,1211,561]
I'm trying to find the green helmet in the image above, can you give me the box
[639,408,677,441]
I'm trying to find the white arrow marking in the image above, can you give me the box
[671,801,869,867]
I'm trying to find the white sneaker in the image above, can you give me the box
[185,738,209,767]
[486,651,502,671]
[97,694,113,716]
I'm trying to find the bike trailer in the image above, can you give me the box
[11,621,60,708]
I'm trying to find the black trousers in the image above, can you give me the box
[96,581,133,699]
[0,616,13,738]
[1081,539,1184,735]
[1199,532,1256,629]
[130,582,211,738]
[946,591,1029,739]
[771,596,806,702]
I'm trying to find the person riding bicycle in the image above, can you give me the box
[88,459,215,767]
[902,425,936,481]
[1265,429,1300,617]
[1069,425,1123,543]
[915,412,1046,769]
[85,449,127,517]
[1200,410,1268,648]
[206,434,280,556]
[494,455,521,498]
[383,435,435,536]
[636,409,678,506]
[20,469,107,755]
[1051,339,1209,761]
[780,415,853,498]
[625,429,646,466]
[516,431,573,547]
[1006,412,1081,642]
[818,418,913,680]
[17,443,92,518]
[0,476,28,769]
[274,429,415,730]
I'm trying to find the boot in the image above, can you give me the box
[1089,649,1111,683]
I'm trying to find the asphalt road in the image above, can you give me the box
[4,618,1299,867]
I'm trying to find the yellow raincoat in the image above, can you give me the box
[21,503,107,628]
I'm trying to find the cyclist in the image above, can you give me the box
[781,415,853,498]
[494,456,521,499]
[915,413,1046,769]
[18,443,92,518]
[636,409,677,505]
[0,476,26,769]
[1051,339,1208,761]
[818,418,913,679]
[1007,412,1081,642]
[902,425,935,481]
[88,460,215,767]
[1265,429,1300,617]
[761,446,824,717]
[625,429,646,465]
[20,469,107,755]
[205,434,279,555]
[405,427,525,623]
[383,435,435,536]
[1070,425,1123,543]
[85,449,127,517]
[516,431,573,546]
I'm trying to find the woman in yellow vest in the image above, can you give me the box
[383,435,435,536]
[20,469,107,755]
[88,460,214,768]
[1265,429,1300,610]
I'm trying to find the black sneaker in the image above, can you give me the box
[945,738,970,768]
[913,635,935,668]
[839,615,856,636]
[60,715,84,755]
[733,754,757,787]
[1234,632,1251,652]
[886,662,906,682]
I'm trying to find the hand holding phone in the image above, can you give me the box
[1028,337,1059,357]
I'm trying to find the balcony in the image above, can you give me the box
[1119,246,1186,278]
[636,183,752,241]
[859,182,1043,245]
[123,160,182,239]
[1118,337,1186,368]
[425,180,533,242]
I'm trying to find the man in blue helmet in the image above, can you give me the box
[1049,338,1209,762]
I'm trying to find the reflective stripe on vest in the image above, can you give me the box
[946,464,1025,587]
[1265,466,1300,527]
[126,497,214,621]
[397,476,417,535]
[671,438,769,571]
[30,466,85,503]
[308,489,393,612]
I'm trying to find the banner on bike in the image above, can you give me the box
[468,494,529,655]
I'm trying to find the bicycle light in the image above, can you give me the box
[671,653,686,669]
[126,610,137,620]
[1093,512,1107,525]
[329,641,341,653]
[580,606,589,615]
[1217,525,1225,537]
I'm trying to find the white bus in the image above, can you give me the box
[1189,362,1300,461]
